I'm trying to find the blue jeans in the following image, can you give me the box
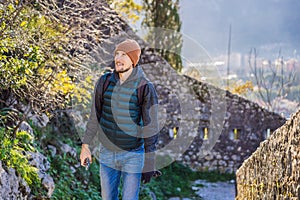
[99,145,145,200]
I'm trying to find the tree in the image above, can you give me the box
[142,0,183,72]
[108,0,143,24]
[248,48,297,114]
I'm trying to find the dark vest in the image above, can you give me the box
[99,77,143,150]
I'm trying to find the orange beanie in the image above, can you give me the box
[115,39,141,67]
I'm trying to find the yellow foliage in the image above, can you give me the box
[52,70,75,95]
[230,81,254,95]
[109,0,142,23]
[20,21,27,27]
[71,75,93,106]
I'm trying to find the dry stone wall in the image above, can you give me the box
[236,109,300,199]
[142,63,286,173]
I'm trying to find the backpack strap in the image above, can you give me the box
[100,73,112,103]
[95,72,112,122]
[137,78,148,106]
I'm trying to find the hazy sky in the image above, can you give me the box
[179,0,300,58]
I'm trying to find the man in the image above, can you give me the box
[80,39,160,200]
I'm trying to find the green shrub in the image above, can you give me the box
[32,124,102,199]
[49,151,102,199]
[139,162,199,199]
[0,127,41,189]
[140,161,236,199]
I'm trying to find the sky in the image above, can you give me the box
[179,0,300,59]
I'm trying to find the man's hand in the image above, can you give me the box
[142,170,162,184]
[80,144,92,167]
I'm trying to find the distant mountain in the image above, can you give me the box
[179,0,300,59]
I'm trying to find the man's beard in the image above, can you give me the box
[115,66,132,73]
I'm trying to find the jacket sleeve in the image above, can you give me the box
[142,82,159,152]
[82,78,102,145]
[142,82,159,172]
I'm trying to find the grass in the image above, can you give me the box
[140,161,236,199]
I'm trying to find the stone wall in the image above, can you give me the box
[236,109,300,199]
[142,62,286,173]
[182,77,285,172]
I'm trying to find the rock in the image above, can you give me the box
[204,154,213,161]
[42,174,55,198]
[47,145,57,157]
[59,142,77,158]
[30,113,49,128]
[232,155,241,161]
[27,152,55,198]
[0,161,31,199]
[19,121,34,136]
[192,186,200,191]
[218,160,227,166]
[27,152,50,172]
[223,155,229,160]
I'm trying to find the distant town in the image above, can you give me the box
[183,52,300,119]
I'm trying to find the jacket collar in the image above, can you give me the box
[110,65,145,84]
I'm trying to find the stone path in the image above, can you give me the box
[168,179,236,200]
[193,180,236,200]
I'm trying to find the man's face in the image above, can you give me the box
[114,50,133,73]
